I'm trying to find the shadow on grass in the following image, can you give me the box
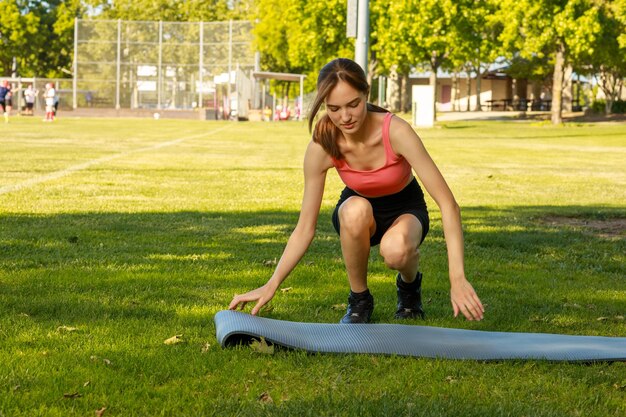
[0,205,623,333]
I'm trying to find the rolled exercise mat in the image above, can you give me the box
[214,310,626,362]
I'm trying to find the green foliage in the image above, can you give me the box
[4,0,625,101]
[373,0,459,74]
[101,0,232,21]
[584,1,626,112]
[252,0,353,93]
[447,0,502,73]
[591,99,626,114]
[497,0,602,64]
[0,1,41,76]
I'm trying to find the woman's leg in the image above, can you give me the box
[379,214,425,319]
[379,214,423,282]
[337,196,376,292]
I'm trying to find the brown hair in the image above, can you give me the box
[308,58,387,160]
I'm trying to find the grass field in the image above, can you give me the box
[1,116,625,416]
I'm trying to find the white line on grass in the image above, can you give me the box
[0,124,232,196]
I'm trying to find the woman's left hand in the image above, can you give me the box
[450,279,484,321]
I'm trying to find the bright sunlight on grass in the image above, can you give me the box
[1,117,625,416]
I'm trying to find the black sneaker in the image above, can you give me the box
[340,291,374,324]
[395,272,425,319]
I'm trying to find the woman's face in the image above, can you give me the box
[325,80,368,135]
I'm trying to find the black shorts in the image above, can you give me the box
[0,102,5,112]
[332,177,429,247]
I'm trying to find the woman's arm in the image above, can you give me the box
[229,141,332,315]
[389,117,484,321]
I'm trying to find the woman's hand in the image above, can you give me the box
[450,279,484,321]
[228,284,277,316]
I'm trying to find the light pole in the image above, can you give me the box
[347,0,369,76]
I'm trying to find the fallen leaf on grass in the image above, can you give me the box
[164,335,184,345]
[64,392,82,399]
[597,316,624,322]
[331,304,347,310]
[262,258,277,267]
[95,406,107,416]
[258,392,273,404]
[201,343,211,353]
[91,356,112,366]
[613,384,626,391]
[57,326,79,333]
[280,287,293,293]
[250,337,274,354]
[83,381,91,387]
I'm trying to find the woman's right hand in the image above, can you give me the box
[228,284,277,316]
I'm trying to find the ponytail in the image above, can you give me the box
[312,114,342,160]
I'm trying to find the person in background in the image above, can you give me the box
[0,80,11,123]
[229,58,484,323]
[24,84,37,116]
[44,83,56,122]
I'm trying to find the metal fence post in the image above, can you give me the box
[158,20,163,110]
[116,19,121,110]
[73,18,78,109]
[199,21,204,110]
[227,20,233,116]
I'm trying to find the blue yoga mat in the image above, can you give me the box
[214,310,626,362]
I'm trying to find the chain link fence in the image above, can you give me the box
[73,19,256,115]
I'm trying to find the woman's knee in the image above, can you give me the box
[380,234,420,270]
[338,197,374,235]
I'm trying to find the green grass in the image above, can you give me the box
[1,116,625,416]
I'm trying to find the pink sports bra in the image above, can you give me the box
[331,113,413,197]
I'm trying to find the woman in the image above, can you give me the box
[229,58,484,323]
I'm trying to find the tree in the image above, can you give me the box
[498,0,603,124]
[252,0,353,96]
[585,0,626,114]
[451,0,502,111]
[102,0,231,21]
[374,0,459,116]
[0,1,92,77]
[0,1,41,76]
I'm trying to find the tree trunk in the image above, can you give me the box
[430,52,439,122]
[551,43,565,125]
[386,65,402,112]
[401,73,411,113]
[429,69,438,121]
[475,66,482,111]
[465,65,472,111]
[451,73,458,111]
[367,57,377,101]
[599,67,618,115]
